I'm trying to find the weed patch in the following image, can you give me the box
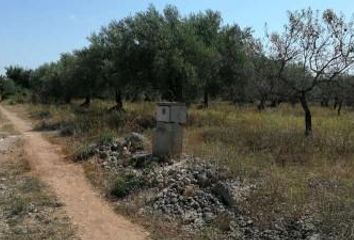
[111,174,145,198]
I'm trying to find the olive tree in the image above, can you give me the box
[5,66,32,89]
[0,76,16,101]
[269,8,354,136]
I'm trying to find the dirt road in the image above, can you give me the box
[0,104,149,240]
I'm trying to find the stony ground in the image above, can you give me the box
[0,135,77,240]
[0,104,149,240]
[80,132,326,240]
[23,102,354,239]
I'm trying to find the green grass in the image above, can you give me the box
[110,174,145,198]
[22,100,354,238]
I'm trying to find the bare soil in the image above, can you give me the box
[0,104,149,240]
[0,118,77,239]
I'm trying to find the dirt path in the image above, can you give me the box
[0,104,149,240]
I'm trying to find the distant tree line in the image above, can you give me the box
[2,5,253,108]
[1,5,354,136]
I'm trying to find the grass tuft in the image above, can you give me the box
[110,174,145,198]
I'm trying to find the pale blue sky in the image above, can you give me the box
[1,0,353,74]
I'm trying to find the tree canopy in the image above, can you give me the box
[4,6,354,136]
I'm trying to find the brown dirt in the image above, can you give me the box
[0,104,149,240]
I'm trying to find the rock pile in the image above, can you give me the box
[145,160,251,229]
[78,132,147,163]
[87,132,324,240]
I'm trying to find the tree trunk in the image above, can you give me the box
[172,78,183,102]
[337,100,343,116]
[257,98,266,111]
[64,96,72,104]
[299,92,312,137]
[80,96,91,108]
[115,89,123,109]
[334,97,338,110]
[175,88,183,102]
[203,90,209,108]
[270,99,278,108]
[109,89,124,112]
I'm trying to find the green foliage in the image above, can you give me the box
[97,131,115,145]
[2,6,354,115]
[8,5,251,106]
[4,6,354,138]
[5,66,32,89]
[110,174,145,198]
[73,143,96,161]
[0,76,16,100]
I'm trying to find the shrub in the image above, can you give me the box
[73,144,96,161]
[110,174,145,198]
[59,124,76,136]
[104,111,126,130]
[97,131,115,145]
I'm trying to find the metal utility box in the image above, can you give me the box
[153,102,187,159]
[156,102,187,124]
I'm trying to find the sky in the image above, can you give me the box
[1,0,354,74]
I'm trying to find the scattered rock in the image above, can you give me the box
[183,185,198,197]
[308,233,321,240]
[130,153,152,168]
[99,151,109,160]
[85,132,323,239]
[59,124,75,136]
[212,182,235,207]
[123,132,145,152]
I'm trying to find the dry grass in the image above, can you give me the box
[22,100,155,154]
[18,100,354,238]
[0,140,77,240]
[186,103,354,237]
[0,110,17,135]
[0,107,77,240]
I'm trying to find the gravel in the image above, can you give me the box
[87,132,328,240]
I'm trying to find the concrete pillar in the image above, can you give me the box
[153,102,187,159]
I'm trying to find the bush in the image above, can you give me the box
[59,124,76,136]
[97,131,115,145]
[9,90,29,104]
[104,111,126,129]
[73,144,96,161]
[110,174,145,198]
[0,78,16,100]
